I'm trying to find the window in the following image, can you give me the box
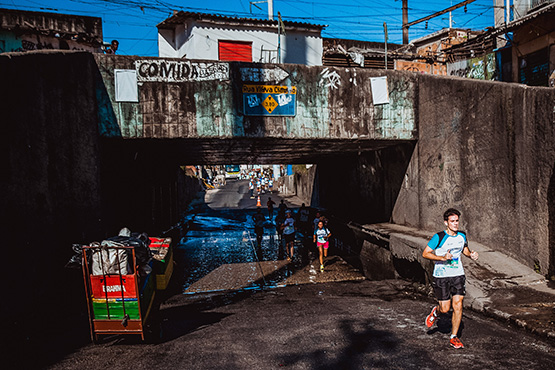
[218,40,252,62]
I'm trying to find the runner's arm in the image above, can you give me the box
[462,245,479,260]
[422,245,451,261]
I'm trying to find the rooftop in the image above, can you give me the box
[157,11,326,33]
[0,7,102,44]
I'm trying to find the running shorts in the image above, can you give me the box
[284,233,295,243]
[317,241,329,249]
[432,275,466,301]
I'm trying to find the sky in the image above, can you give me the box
[1,0,496,56]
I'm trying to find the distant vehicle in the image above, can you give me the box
[225,165,241,179]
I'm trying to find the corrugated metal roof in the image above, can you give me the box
[492,2,555,35]
[157,11,326,31]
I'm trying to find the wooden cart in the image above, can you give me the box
[149,237,173,291]
[82,245,156,342]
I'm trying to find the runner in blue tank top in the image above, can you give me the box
[422,208,479,349]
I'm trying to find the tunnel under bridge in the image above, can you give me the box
[2,52,555,341]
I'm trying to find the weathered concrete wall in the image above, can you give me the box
[316,143,415,224]
[294,165,317,206]
[277,175,296,196]
[0,51,103,346]
[0,52,200,352]
[93,54,418,142]
[392,75,555,276]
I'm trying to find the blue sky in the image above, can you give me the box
[2,1,495,56]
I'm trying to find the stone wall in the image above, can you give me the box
[316,143,415,225]
[392,75,555,276]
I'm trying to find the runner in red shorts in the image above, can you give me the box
[313,221,331,272]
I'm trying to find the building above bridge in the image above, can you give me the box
[157,11,325,66]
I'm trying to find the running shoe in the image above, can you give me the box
[449,336,464,349]
[320,264,324,272]
[425,306,438,328]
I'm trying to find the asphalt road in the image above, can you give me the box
[34,180,555,369]
[48,280,555,369]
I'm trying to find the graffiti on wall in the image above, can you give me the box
[135,60,230,82]
[395,60,447,75]
[240,67,289,84]
[319,68,341,89]
[1,34,97,53]
[447,54,496,80]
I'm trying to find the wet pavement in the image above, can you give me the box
[178,180,364,293]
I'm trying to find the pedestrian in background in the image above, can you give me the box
[313,211,322,232]
[422,208,479,349]
[267,197,276,220]
[314,221,331,272]
[282,210,296,261]
[298,203,310,236]
[252,207,266,248]
[275,206,286,242]
[249,180,254,198]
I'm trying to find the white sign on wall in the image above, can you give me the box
[370,76,389,105]
[114,69,138,102]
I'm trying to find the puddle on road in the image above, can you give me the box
[176,209,364,294]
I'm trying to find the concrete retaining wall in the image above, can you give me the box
[0,51,104,342]
[277,175,296,196]
[294,165,317,206]
[392,75,555,276]
[0,52,200,346]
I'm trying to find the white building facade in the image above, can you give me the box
[157,12,325,66]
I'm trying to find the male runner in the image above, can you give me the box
[422,208,479,349]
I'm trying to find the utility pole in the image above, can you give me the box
[278,11,285,63]
[402,0,408,44]
[384,22,388,69]
[402,0,476,44]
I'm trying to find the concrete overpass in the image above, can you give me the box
[94,54,417,163]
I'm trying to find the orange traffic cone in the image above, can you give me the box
[256,196,261,207]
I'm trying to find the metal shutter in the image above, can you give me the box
[218,40,252,62]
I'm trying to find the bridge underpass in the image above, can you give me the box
[174,177,364,295]
[3,51,555,365]
[101,135,415,294]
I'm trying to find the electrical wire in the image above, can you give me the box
[2,0,496,54]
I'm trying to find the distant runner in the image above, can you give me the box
[267,197,276,220]
[298,203,310,235]
[252,207,266,247]
[422,208,479,349]
[314,221,331,272]
[282,210,296,261]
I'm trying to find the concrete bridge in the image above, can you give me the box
[94,54,416,163]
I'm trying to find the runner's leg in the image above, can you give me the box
[451,295,464,336]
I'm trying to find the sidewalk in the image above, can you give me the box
[360,223,555,340]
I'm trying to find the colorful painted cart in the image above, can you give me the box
[149,237,174,291]
[82,245,156,342]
